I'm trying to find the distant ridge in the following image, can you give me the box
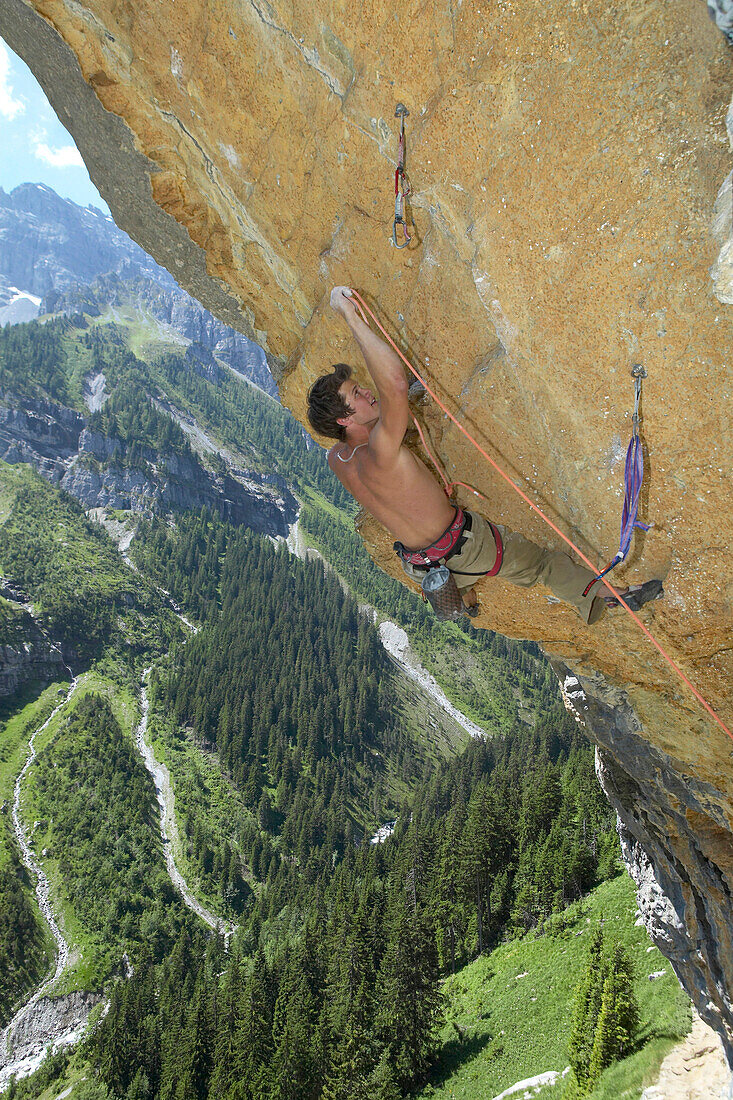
[0,182,277,396]
[0,181,174,300]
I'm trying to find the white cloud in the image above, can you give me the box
[0,42,25,120]
[30,127,84,169]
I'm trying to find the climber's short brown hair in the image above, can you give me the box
[306,363,354,441]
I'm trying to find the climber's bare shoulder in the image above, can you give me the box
[328,440,455,549]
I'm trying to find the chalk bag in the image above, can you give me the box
[421,566,464,621]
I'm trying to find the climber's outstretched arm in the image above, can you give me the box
[331,287,408,453]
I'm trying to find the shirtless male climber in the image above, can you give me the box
[306,287,663,624]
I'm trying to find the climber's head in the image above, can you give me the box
[306,364,354,441]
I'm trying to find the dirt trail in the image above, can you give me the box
[641,1011,731,1100]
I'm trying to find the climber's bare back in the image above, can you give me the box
[328,441,456,551]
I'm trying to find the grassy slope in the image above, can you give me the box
[421,874,691,1100]
[0,682,70,863]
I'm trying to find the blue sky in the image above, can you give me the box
[0,37,108,212]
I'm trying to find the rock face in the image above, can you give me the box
[0,183,170,299]
[0,989,104,1080]
[558,664,733,1064]
[0,597,66,698]
[0,394,296,534]
[1,0,732,1062]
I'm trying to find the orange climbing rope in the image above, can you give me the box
[347,289,733,744]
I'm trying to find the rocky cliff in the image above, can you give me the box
[0,394,296,534]
[0,591,66,698]
[1,0,732,1062]
[0,182,171,299]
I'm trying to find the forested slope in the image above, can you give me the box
[48,504,622,1099]
[83,683,621,1100]
[25,692,194,987]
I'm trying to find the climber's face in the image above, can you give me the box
[337,379,379,429]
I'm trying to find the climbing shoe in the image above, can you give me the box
[608,579,664,612]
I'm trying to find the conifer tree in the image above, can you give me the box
[567,927,605,1091]
[174,974,214,1100]
[587,942,639,1087]
[434,802,468,972]
[126,1069,152,1100]
[209,953,250,1099]
[240,948,275,1097]
[567,932,639,1095]
[364,1050,402,1100]
[376,894,443,1091]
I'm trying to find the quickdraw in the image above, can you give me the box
[393,103,411,248]
[582,364,650,597]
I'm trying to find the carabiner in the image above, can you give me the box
[393,216,411,249]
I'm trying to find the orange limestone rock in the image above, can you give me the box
[1,0,731,1063]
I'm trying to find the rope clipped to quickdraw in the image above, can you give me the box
[582,365,651,597]
[393,103,411,248]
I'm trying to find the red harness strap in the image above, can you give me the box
[486,522,503,576]
[395,508,466,566]
[395,511,504,578]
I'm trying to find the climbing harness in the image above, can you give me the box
[392,103,412,248]
[394,507,467,567]
[345,288,733,744]
[582,365,650,598]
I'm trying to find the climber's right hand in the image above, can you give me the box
[330,285,357,320]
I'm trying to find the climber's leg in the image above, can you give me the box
[480,524,605,625]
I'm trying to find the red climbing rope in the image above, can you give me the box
[347,289,733,744]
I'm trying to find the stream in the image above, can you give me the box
[0,545,232,1088]
[108,521,233,936]
[0,661,79,1086]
